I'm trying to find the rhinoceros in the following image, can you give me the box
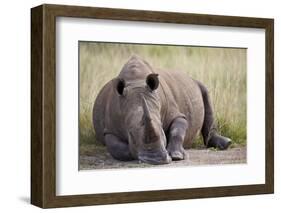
[92,55,231,165]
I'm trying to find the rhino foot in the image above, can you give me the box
[207,134,232,150]
[167,146,186,161]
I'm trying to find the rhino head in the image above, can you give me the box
[114,59,171,164]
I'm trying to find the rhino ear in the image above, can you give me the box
[146,73,159,91]
[115,78,126,95]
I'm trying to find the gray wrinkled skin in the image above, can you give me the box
[93,55,231,165]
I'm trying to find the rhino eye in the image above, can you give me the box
[140,120,145,126]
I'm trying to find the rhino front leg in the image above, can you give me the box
[104,134,134,161]
[167,117,188,161]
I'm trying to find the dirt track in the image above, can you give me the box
[79,145,246,170]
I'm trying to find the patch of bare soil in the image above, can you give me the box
[79,144,246,170]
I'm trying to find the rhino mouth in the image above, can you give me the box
[138,150,172,165]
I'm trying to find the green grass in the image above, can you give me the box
[79,42,247,149]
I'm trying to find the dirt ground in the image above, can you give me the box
[79,144,246,170]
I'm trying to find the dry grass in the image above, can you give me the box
[79,42,247,148]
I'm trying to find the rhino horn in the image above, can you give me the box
[142,95,158,144]
[142,95,151,121]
